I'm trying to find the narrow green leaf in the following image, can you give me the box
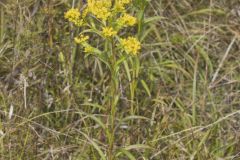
[80,131,106,160]
[123,61,131,81]
[116,149,136,160]
[124,144,152,151]
[141,80,151,97]
[143,16,166,24]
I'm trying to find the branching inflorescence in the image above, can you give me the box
[64,0,141,56]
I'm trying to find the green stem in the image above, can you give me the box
[130,57,140,115]
[107,39,119,160]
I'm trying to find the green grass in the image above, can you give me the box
[1,0,240,159]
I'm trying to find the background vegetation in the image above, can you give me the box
[0,0,240,159]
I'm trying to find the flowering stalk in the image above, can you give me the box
[64,0,141,159]
[108,39,118,160]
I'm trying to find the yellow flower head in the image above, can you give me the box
[117,13,137,26]
[102,27,117,38]
[64,8,84,26]
[74,34,89,44]
[84,46,94,53]
[87,0,112,21]
[121,37,141,55]
[64,8,80,20]
[114,0,132,11]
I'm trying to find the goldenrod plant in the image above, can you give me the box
[65,0,142,159]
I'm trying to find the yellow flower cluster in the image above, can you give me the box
[64,0,141,55]
[117,13,137,26]
[74,35,89,44]
[84,46,94,53]
[64,8,84,26]
[102,27,117,38]
[87,0,112,21]
[121,37,141,55]
[114,0,132,11]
